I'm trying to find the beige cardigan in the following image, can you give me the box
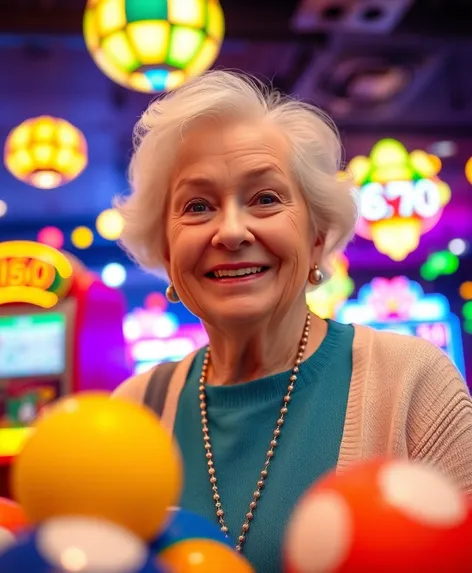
[114,324,472,495]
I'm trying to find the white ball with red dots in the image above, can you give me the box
[284,459,472,573]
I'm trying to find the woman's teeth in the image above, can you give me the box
[212,267,263,278]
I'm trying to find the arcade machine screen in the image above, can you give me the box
[337,276,466,378]
[0,307,72,460]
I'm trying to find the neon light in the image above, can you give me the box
[0,241,73,307]
[337,276,465,376]
[349,139,451,261]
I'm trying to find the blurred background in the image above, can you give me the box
[0,0,471,387]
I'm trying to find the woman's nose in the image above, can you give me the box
[211,204,255,251]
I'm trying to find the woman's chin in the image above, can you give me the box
[201,296,275,326]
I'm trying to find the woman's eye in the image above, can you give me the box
[255,192,279,205]
[185,201,209,213]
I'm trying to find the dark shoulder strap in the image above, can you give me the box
[144,361,179,416]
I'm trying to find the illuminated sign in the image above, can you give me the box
[337,276,466,376]
[123,304,208,374]
[0,241,73,308]
[306,253,354,319]
[348,139,451,261]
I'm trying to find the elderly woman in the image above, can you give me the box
[113,71,472,572]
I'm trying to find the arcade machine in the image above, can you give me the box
[337,276,466,377]
[0,241,131,495]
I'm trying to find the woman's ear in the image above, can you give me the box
[310,234,325,268]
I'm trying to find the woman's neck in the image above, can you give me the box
[203,303,328,386]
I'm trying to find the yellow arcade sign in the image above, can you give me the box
[0,241,73,308]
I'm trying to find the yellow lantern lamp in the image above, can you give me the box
[4,116,88,190]
[83,0,225,93]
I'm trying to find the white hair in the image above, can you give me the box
[115,70,358,286]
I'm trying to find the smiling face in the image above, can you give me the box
[165,120,322,325]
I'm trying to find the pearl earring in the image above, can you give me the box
[308,264,324,286]
[165,282,180,303]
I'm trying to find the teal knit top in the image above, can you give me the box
[173,319,354,572]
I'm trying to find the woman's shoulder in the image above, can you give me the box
[111,369,154,404]
[354,323,453,371]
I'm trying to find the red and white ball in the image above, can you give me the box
[284,459,472,573]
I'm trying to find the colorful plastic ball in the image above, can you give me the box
[0,498,30,554]
[151,507,233,553]
[11,392,182,541]
[284,458,472,573]
[0,516,167,572]
[159,538,254,572]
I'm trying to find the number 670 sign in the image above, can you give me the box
[358,179,442,222]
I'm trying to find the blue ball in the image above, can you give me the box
[151,508,234,554]
[0,517,168,573]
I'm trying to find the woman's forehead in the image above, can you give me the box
[171,120,290,179]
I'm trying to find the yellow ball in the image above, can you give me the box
[11,392,182,541]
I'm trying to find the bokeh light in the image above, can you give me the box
[0,200,7,217]
[96,209,124,241]
[459,281,472,300]
[448,238,468,256]
[102,262,127,287]
[465,156,472,185]
[37,226,65,249]
[71,226,94,249]
[429,140,457,158]
[4,116,87,189]
[420,250,459,281]
[145,291,168,313]
[462,301,472,321]
[83,0,225,93]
